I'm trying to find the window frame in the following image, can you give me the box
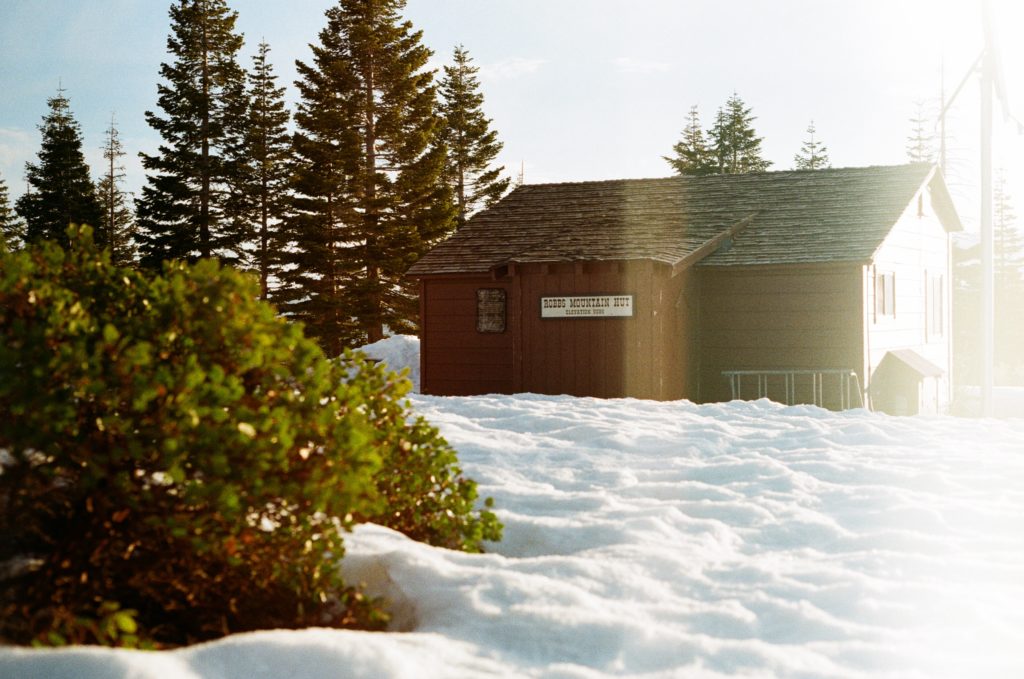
[476,288,507,334]
[874,270,896,320]
[925,272,944,340]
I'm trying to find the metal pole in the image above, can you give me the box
[940,58,946,175]
[980,46,995,417]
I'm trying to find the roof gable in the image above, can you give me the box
[881,348,945,378]
[408,163,950,277]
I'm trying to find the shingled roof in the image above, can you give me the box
[407,163,960,277]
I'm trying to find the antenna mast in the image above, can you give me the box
[978,0,1014,416]
[938,0,1014,416]
[940,59,946,174]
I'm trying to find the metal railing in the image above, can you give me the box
[722,369,864,410]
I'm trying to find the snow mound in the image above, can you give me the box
[355,335,420,392]
[5,394,1024,678]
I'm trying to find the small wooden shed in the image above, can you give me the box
[407,164,961,412]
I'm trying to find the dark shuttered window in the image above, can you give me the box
[477,288,506,333]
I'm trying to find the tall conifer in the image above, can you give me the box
[708,93,771,174]
[906,100,935,163]
[277,20,362,353]
[0,172,24,252]
[995,172,1024,287]
[15,89,103,247]
[439,45,509,226]
[793,121,830,170]
[664,105,713,176]
[281,0,454,353]
[994,171,1024,378]
[135,0,247,268]
[98,116,138,266]
[955,172,1024,384]
[230,41,292,299]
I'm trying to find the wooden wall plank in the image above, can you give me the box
[698,264,864,404]
[420,277,513,395]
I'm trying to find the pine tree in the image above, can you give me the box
[96,177,138,267]
[707,93,771,174]
[0,172,24,252]
[229,41,292,299]
[135,0,247,269]
[439,45,509,227]
[14,89,103,247]
[994,171,1024,286]
[280,0,455,353]
[793,121,831,170]
[952,236,980,386]
[664,105,714,176]
[994,171,1024,381]
[957,172,1024,385]
[906,100,935,163]
[97,115,138,266]
[278,24,363,354]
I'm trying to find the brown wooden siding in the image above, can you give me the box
[516,261,633,398]
[667,267,701,399]
[420,277,513,396]
[698,264,864,406]
[512,260,693,400]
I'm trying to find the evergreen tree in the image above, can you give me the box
[952,236,980,386]
[278,27,363,354]
[906,100,935,163]
[664,104,714,176]
[956,172,1024,385]
[230,41,292,299]
[14,89,103,247]
[994,171,1024,381]
[280,0,455,353]
[707,93,771,174]
[135,0,247,268]
[0,172,24,252]
[994,171,1024,287]
[439,45,509,226]
[98,115,138,266]
[793,120,830,170]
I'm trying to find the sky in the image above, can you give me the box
[3,336,1024,678]
[1,0,1023,234]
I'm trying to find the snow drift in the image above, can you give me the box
[3,336,1023,678]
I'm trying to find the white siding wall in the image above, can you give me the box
[864,186,953,412]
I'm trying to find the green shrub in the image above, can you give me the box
[348,359,502,550]
[31,600,149,649]
[0,227,500,647]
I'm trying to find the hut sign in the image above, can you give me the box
[541,295,634,318]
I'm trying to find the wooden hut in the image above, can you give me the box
[407,164,962,413]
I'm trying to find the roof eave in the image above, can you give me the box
[670,211,760,277]
[926,166,964,233]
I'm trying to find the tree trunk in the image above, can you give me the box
[199,7,211,259]
[363,53,383,343]
[260,170,268,299]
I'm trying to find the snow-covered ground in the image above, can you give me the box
[357,335,422,393]
[3,337,1024,678]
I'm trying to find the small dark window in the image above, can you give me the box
[875,271,895,318]
[926,273,944,339]
[477,288,506,333]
